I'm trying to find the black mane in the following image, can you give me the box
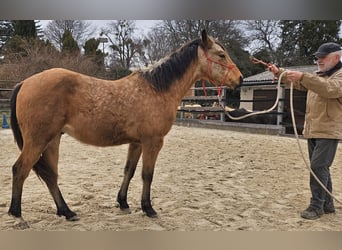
[139,38,204,92]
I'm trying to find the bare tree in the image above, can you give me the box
[142,25,172,65]
[243,20,281,63]
[44,20,94,50]
[101,20,145,69]
[163,20,206,47]
[144,20,250,71]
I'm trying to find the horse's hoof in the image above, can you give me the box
[119,208,132,214]
[14,217,30,229]
[66,215,80,221]
[144,209,158,218]
[147,213,158,218]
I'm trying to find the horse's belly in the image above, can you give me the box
[62,124,138,147]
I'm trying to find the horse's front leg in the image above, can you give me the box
[117,143,142,213]
[141,137,164,218]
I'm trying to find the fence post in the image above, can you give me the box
[219,87,226,122]
[277,86,285,126]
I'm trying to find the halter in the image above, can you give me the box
[205,51,237,87]
[204,51,237,99]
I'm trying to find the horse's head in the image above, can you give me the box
[199,30,243,89]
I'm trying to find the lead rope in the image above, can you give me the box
[223,57,282,120]
[289,80,342,205]
[222,71,283,120]
[220,67,341,205]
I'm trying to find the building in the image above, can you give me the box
[241,65,317,134]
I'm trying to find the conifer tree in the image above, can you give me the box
[61,30,80,54]
[13,20,37,39]
[279,20,342,66]
[83,38,100,56]
[83,37,104,66]
[0,20,14,51]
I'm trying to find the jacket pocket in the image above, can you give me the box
[311,96,326,119]
[327,98,342,120]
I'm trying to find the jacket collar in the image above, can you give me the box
[316,61,342,77]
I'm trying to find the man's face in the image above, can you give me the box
[316,53,339,72]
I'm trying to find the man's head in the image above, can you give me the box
[313,42,341,72]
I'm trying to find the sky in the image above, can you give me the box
[39,20,159,37]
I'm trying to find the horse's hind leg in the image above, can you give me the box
[35,135,79,221]
[117,143,142,213]
[8,144,46,226]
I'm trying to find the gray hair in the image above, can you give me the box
[331,50,342,58]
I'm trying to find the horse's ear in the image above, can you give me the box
[201,30,213,49]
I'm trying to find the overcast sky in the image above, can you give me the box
[39,20,159,37]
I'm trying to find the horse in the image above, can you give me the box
[8,30,243,226]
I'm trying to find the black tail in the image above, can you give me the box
[10,83,24,150]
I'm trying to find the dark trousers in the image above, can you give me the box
[307,138,339,211]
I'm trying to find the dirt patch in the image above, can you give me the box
[1,125,342,231]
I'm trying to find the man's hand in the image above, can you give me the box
[286,70,304,82]
[267,64,279,75]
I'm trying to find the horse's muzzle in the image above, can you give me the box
[234,76,243,88]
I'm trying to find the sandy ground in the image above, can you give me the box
[1,125,342,231]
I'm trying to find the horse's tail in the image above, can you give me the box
[10,83,24,150]
[10,83,56,184]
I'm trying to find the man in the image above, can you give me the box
[268,42,342,220]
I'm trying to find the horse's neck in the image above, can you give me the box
[169,63,201,102]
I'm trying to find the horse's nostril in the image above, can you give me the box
[239,76,243,84]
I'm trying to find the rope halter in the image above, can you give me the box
[204,51,237,87]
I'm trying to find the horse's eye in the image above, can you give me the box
[219,54,226,59]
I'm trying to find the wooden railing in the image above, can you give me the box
[177,86,227,121]
[0,88,13,111]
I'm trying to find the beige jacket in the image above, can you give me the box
[278,66,342,139]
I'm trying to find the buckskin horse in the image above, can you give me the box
[8,30,243,227]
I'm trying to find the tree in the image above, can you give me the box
[83,37,104,66]
[35,20,44,39]
[101,20,145,70]
[279,20,342,66]
[61,30,80,54]
[2,20,40,58]
[44,20,94,50]
[1,20,107,80]
[83,38,100,56]
[144,20,256,76]
[143,20,255,106]
[159,20,212,50]
[243,20,281,64]
[0,21,14,52]
[143,25,172,65]
[13,20,37,39]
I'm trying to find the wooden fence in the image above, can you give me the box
[0,88,13,112]
[177,86,227,121]
[0,80,16,111]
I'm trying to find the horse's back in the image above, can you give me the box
[16,69,86,138]
[22,68,83,90]
[18,68,81,112]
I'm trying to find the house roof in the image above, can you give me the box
[243,65,317,85]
